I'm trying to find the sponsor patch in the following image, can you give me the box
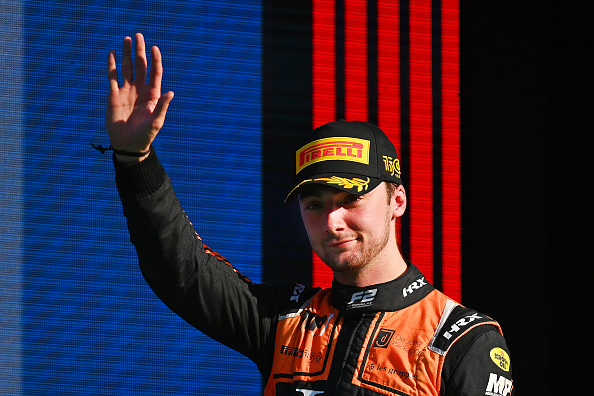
[485,373,513,396]
[490,348,510,372]
[300,310,335,336]
[428,303,496,355]
[402,277,427,297]
[290,283,306,302]
[296,137,370,174]
[382,155,401,177]
[347,288,377,310]
[280,345,323,363]
[373,328,395,348]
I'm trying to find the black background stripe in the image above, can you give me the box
[262,0,313,284]
[431,0,443,290]
[335,0,346,121]
[367,0,379,126]
[399,0,411,261]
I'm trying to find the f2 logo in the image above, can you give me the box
[348,289,377,305]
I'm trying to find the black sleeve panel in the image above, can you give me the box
[442,325,514,396]
[113,150,298,377]
[113,149,166,199]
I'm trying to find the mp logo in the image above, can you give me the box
[485,373,512,396]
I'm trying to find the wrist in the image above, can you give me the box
[113,146,152,163]
[91,142,152,162]
[115,152,150,163]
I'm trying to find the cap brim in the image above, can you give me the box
[284,173,383,204]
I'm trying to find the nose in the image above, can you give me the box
[324,206,346,233]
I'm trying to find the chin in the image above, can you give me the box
[321,254,363,273]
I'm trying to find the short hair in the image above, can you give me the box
[385,182,400,203]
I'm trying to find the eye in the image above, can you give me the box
[343,194,361,205]
[302,200,323,211]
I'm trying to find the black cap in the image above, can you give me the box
[285,121,401,203]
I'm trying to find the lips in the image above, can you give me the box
[326,237,358,248]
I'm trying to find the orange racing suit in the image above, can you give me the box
[114,150,514,395]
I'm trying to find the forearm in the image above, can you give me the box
[113,150,279,363]
[115,149,196,300]
[115,149,200,314]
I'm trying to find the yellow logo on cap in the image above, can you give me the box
[296,137,370,174]
[314,176,370,192]
[382,155,401,178]
[490,348,510,372]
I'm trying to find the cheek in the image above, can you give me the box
[300,212,320,241]
[345,207,373,227]
[349,207,388,234]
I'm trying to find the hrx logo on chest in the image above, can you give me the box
[402,277,427,297]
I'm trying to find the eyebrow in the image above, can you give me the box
[298,186,349,201]
[297,189,322,201]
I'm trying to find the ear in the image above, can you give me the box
[391,184,407,218]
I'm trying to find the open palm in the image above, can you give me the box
[106,33,174,159]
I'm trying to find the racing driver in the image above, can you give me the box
[106,33,514,395]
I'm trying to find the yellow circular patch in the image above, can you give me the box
[490,347,510,372]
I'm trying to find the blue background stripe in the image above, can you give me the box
[0,1,264,394]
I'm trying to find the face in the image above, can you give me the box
[298,183,399,277]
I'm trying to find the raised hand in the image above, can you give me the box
[106,33,174,162]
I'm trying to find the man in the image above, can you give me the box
[107,33,514,395]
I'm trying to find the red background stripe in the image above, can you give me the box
[313,0,336,128]
[345,0,368,121]
[377,0,402,250]
[312,0,337,287]
[409,0,433,283]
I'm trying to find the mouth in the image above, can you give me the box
[326,237,357,248]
